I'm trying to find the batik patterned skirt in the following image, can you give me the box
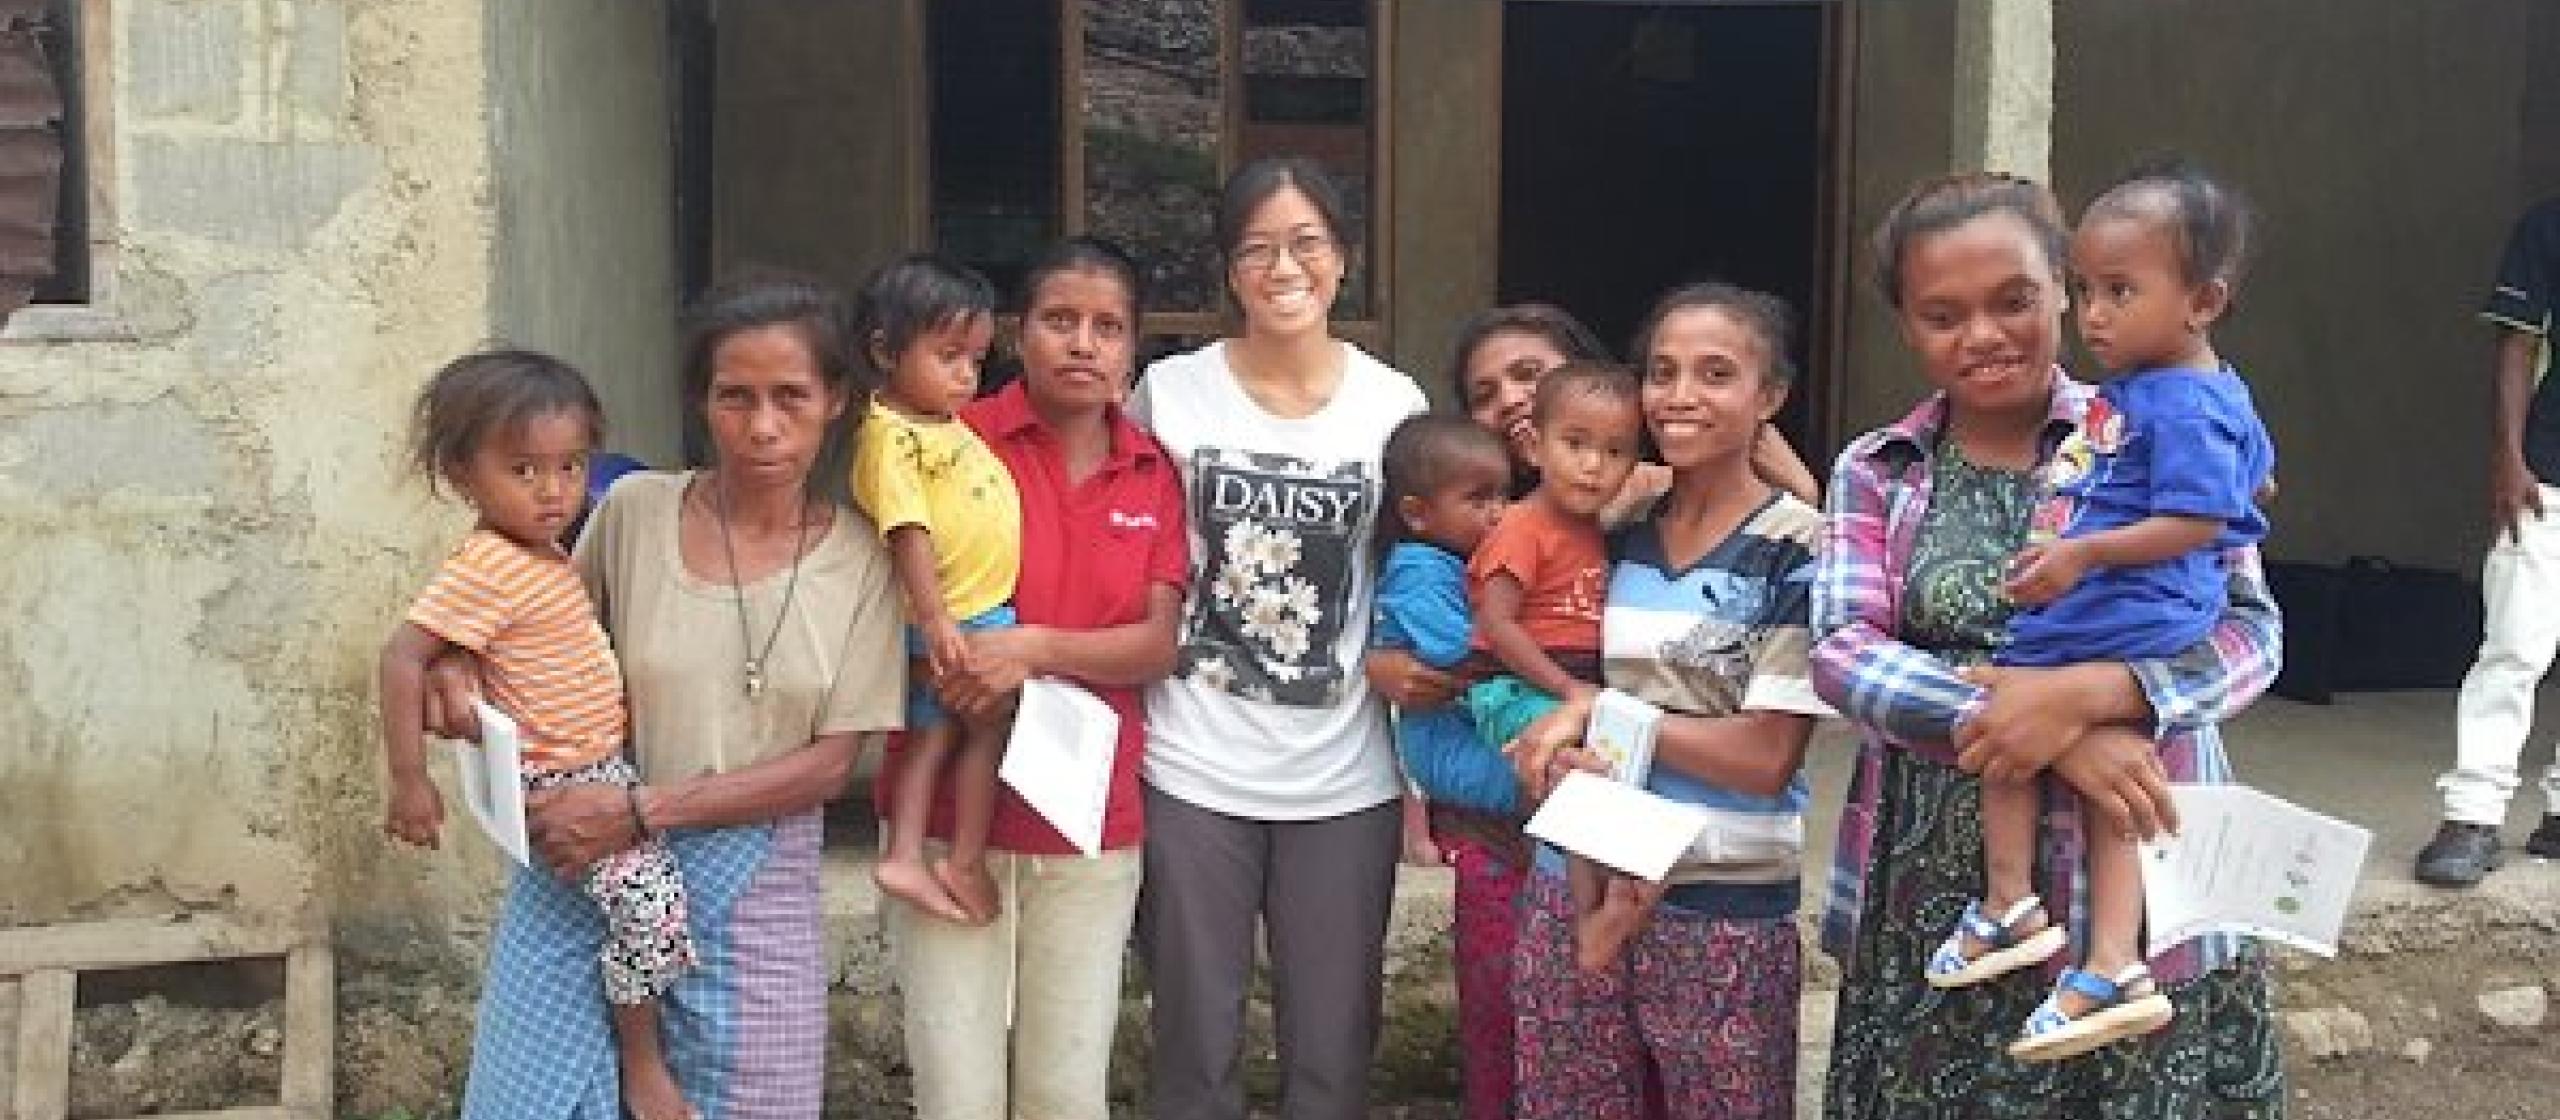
[1823,753,2286,1120]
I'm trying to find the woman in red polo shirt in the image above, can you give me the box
[878,237,1189,1120]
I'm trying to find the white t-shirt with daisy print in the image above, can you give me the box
[1129,340,1429,820]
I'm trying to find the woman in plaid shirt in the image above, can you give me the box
[1810,173,2288,1119]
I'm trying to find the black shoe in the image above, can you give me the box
[2528,816,2560,859]
[2415,822,2504,887]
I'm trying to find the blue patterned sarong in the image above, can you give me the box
[461,811,826,1120]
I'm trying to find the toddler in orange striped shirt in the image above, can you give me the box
[377,350,698,1120]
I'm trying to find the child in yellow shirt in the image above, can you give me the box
[851,254,1022,925]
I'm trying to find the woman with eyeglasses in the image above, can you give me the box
[1126,156,1430,1120]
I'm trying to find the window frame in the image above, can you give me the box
[913,0,1395,353]
[3,0,124,342]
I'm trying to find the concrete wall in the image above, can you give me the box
[488,0,681,466]
[1388,1,1499,401]
[0,0,499,927]
[2053,0,2538,570]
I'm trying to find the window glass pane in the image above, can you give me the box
[1240,0,1370,317]
[929,0,1058,306]
[1083,0,1223,313]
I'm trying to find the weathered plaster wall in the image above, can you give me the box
[0,0,498,928]
[488,0,681,467]
[2053,0,2535,570]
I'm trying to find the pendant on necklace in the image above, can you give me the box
[745,660,765,699]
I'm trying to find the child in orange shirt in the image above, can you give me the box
[1467,360,1652,972]
[378,350,697,1120]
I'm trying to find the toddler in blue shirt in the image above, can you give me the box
[1927,159,2275,1062]
[1373,415,1520,820]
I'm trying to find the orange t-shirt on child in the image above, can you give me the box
[1466,499,1607,660]
[405,529,628,772]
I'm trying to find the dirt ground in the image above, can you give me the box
[43,936,2560,1120]
[58,994,2556,1120]
[2291,1038,2560,1120]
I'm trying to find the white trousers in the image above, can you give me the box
[889,846,1143,1120]
[2440,483,2560,824]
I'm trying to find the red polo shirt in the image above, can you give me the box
[873,382,1190,854]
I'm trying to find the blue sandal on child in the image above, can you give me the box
[2006,962,2175,1062]
[1925,895,2067,988]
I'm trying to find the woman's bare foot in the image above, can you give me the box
[618,1042,696,1120]
[876,856,971,923]
[933,855,1002,925]
[1573,877,1656,973]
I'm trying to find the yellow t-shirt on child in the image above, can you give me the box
[848,401,1021,621]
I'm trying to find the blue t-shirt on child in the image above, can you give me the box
[2002,365,2274,666]
[1374,541,1518,816]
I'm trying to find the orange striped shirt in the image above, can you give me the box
[407,529,627,771]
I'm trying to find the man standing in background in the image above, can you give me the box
[2418,197,2560,888]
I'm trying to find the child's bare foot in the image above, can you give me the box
[618,1048,696,1120]
[933,855,1001,926]
[1573,877,1655,974]
[876,856,971,923]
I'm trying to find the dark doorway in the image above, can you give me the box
[1499,2,1834,451]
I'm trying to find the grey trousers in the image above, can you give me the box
[1138,784,1403,1120]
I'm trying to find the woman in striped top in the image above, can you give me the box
[1504,282,1833,1120]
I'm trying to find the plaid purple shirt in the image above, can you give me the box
[1809,372,2280,984]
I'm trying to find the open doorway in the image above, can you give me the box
[1499,2,1837,453]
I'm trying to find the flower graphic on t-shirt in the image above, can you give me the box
[1214,562,1259,608]
[1253,528,1303,576]
[1241,585,1314,660]
[1193,654,1237,694]
[1224,519,1303,578]
[1213,519,1323,661]
[1179,447,1373,708]
[1278,574,1322,629]
[1224,520,1263,568]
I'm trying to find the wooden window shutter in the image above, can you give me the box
[0,0,63,320]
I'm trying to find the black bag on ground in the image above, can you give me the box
[2267,562,2346,704]
[2333,556,2482,692]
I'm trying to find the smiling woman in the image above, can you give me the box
[1811,173,2287,1120]
[1126,156,1428,1120]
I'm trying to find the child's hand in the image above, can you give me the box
[2003,540,2090,606]
[1397,792,1447,866]
[386,778,445,850]
[1401,824,1448,867]
[924,620,973,680]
